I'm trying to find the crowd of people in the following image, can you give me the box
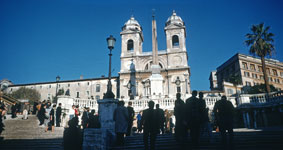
[1,91,235,150]
[113,90,235,150]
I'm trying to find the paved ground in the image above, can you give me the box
[1,115,283,150]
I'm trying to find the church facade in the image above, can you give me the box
[1,11,191,101]
[119,11,191,100]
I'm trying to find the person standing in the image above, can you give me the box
[11,102,17,118]
[56,103,62,127]
[126,102,135,136]
[185,90,204,148]
[174,93,186,142]
[136,111,142,133]
[113,101,129,146]
[87,109,101,128]
[81,107,89,129]
[45,104,55,132]
[69,105,75,120]
[213,96,235,149]
[156,104,165,134]
[22,102,29,120]
[141,101,159,150]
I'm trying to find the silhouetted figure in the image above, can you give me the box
[156,104,165,134]
[141,101,159,150]
[0,106,5,136]
[137,111,142,133]
[126,102,135,136]
[46,104,55,132]
[38,103,46,126]
[33,102,38,115]
[56,103,62,127]
[63,117,82,150]
[213,96,235,149]
[185,90,204,147]
[199,92,212,140]
[81,107,89,129]
[11,102,17,118]
[113,101,129,146]
[87,109,101,128]
[174,93,186,142]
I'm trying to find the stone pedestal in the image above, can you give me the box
[83,98,118,150]
[98,98,118,143]
[150,65,163,97]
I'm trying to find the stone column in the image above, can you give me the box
[253,110,257,128]
[98,98,118,137]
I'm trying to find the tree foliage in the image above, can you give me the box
[247,84,277,94]
[10,87,41,102]
[245,23,275,93]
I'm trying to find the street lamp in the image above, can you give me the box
[103,35,116,99]
[55,75,60,103]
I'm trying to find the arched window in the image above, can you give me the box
[127,39,134,51]
[172,35,179,47]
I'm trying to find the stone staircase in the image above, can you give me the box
[0,115,64,150]
[1,116,283,150]
[111,128,283,150]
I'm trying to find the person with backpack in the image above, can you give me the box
[185,90,204,148]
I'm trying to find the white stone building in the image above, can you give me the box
[119,11,191,100]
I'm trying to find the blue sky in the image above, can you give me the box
[1,0,283,91]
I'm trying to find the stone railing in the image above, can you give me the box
[238,91,283,108]
[73,98,99,111]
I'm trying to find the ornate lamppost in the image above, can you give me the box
[103,35,116,99]
[54,75,60,103]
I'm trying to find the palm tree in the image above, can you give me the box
[245,23,275,93]
[228,74,242,106]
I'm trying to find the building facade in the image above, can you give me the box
[213,53,283,96]
[2,77,118,102]
[119,11,191,100]
[1,11,191,102]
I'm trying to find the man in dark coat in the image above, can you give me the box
[113,101,129,146]
[174,93,186,142]
[81,107,89,129]
[156,104,165,134]
[126,102,135,136]
[56,103,62,127]
[11,102,17,118]
[213,95,235,149]
[141,100,159,150]
[87,109,101,128]
[185,90,204,147]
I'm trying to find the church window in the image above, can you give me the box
[96,84,100,92]
[76,92,80,98]
[172,35,179,47]
[127,39,134,51]
[95,95,100,100]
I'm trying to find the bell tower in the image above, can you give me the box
[120,16,143,72]
[164,10,186,53]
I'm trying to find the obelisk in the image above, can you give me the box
[150,12,163,98]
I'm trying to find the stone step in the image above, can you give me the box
[111,130,283,150]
